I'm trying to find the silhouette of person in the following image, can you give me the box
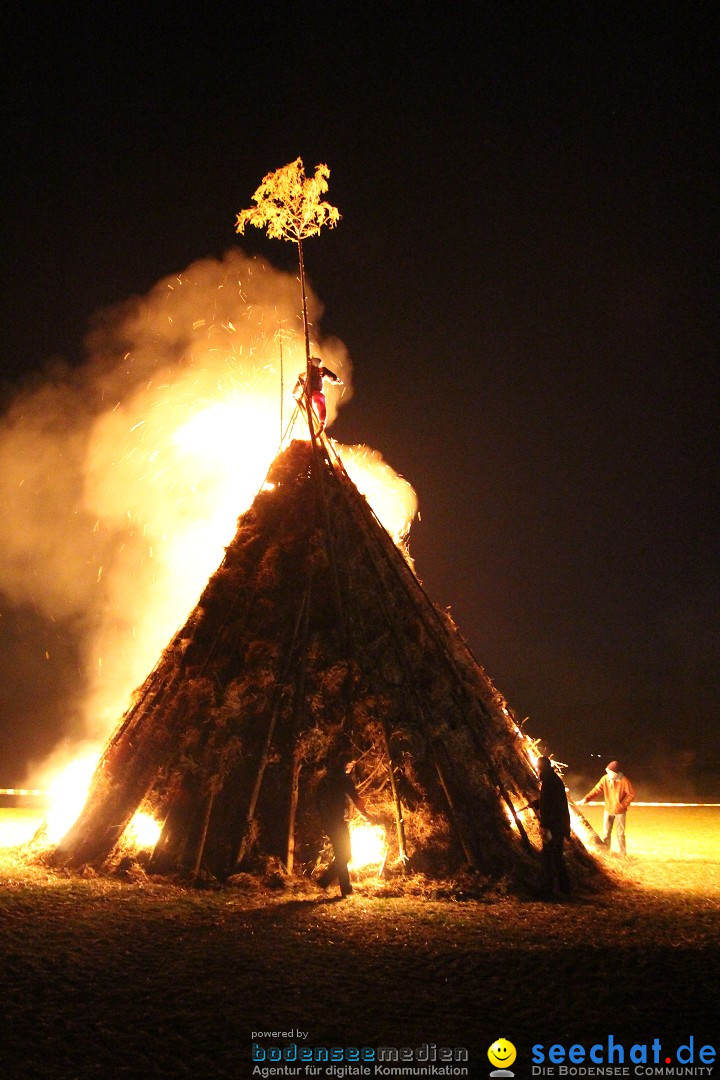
[534,756,572,900]
[316,752,373,898]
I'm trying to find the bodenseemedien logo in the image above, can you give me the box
[488,1037,517,1077]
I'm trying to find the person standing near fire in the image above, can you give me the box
[579,760,636,856]
[294,354,342,433]
[533,756,572,900]
[315,751,373,899]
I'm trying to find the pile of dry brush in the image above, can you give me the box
[52,439,603,893]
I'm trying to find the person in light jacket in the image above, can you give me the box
[579,760,635,856]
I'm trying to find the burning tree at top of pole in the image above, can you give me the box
[235,158,341,437]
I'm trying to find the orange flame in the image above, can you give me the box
[0,250,418,845]
[348,819,388,870]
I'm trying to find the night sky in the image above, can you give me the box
[1,6,718,795]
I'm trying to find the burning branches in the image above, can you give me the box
[235,158,340,243]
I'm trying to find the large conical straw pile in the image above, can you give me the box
[53,437,601,890]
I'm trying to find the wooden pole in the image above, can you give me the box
[297,237,311,369]
[234,585,310,869]
[295,235,346,642]
[285,572,311,874]
[279,338,284,445]
[432,746,477,868]
[286,752,302,874]
[297,237,316,443]
[378,721,408,866]
[191,784,217,878]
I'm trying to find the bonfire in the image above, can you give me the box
[38,161,604,893]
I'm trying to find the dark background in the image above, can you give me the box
[1,4,718,795]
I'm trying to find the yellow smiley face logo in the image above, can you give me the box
[488,1039,517,1069]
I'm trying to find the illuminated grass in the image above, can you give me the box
[581,804,720,861]
[0,806,45,848]
[581,803,720,894]
[0,806,718,1076]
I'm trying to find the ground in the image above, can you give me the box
[0,806,718,1078]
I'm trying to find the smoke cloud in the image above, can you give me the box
[0,249,416,783]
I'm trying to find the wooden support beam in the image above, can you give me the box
[378,721,408,867]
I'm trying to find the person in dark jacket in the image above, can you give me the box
[316,753,373,898]
[294,355,342,433]
[535,756,572,899]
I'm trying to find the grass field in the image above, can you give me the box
[0,805,718,1078]
[582,801,720,857]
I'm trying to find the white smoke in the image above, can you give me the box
[0,249,416,781]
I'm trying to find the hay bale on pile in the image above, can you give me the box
[52,438,602,892]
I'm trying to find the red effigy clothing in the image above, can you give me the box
[295,362,340,433]
[311,390,327,429]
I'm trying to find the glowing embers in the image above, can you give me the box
[348,819,388,871]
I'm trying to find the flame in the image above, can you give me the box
[348,820,387,870]
[333,442,417,546]
[44,752,99,842]
[75,269,413,731]
[0,814,42,849]
[569,805,600,845]
[0,250,420,844]
[30,749,161,851]
[123,811,162,850]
